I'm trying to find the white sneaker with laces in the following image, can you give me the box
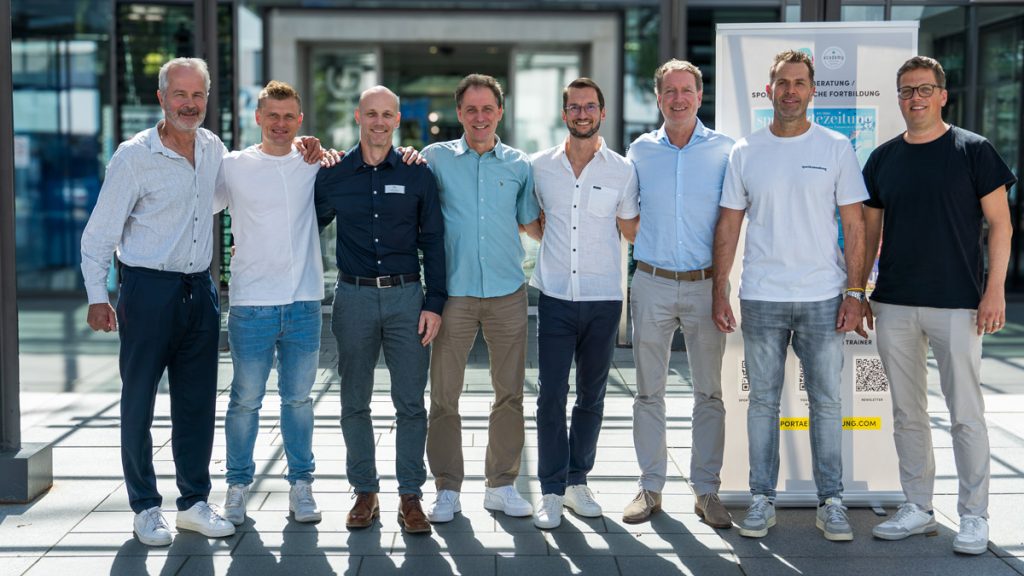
[222,484,249,526]
[133,506,172,546]
[427,489,462,523]
[289,479,322,523]
[483,485,533,517]
[533,494,564,529]
[564,484,602,517]
[872,502,937,540]
[953,515,989,555]
[816,497,853,541]
[738,494,776,538]
[176,501,236,538]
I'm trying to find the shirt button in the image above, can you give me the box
[374,238,379,243]
[373,167,377,171]
[572,270,576,274]
[374,214,379,218]
[573,226,576,230]
[573,204,577,208]
[573,248,576,252]
[374,191,378,195]
[194,217,198,222]
[377,260,381,264]
[575,185,579,188]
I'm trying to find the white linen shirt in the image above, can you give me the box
[529,138,639,301]
[214,145,324,306]
[80,124,227,304]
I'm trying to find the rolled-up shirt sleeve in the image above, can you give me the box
[80,147,140,304]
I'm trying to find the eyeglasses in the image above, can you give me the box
[897,84,944,100]
[564,103,601,115]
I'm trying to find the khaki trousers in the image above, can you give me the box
[427,285,528,491]
[873,301,990,518]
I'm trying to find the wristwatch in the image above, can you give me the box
[844,289,865,302]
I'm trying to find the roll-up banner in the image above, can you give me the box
[714,22,918,507]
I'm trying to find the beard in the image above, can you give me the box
[163,103,206,132]
[567,118,601,139]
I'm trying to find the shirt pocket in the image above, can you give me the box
[587,185,619,218]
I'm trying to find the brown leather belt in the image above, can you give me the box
[636,261,712,282]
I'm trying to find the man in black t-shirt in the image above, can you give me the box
[862,56,1016,555]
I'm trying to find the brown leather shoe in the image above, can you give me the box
[398,494,432,534]
[346,492,379,529]
[622,489,662,524]
[695,492,733,529]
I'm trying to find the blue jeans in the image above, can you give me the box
[225,300,321,486]
[536,293,621,496]
[740,297,844,502]
[332,280,429,497]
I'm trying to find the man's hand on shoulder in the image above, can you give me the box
[396,146,427,166]
[321,149,343,168]
[419,311,442,346]
[87,303,117,332]
[294,136,323,164]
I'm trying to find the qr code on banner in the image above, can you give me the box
[855,356,889,393]
[740,360,749,392]
[798,363,806,391]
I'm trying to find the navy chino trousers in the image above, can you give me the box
[116,265,220,513]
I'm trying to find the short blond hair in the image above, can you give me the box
[258,80,301,111]
[655,59,703,93]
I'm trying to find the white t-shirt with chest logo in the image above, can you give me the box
[720,123,868,302]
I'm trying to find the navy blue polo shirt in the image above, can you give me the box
[314,144,447,315]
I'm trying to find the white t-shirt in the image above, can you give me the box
[529,138,639,301]
[215,145,324,306]
[720,124,868,302]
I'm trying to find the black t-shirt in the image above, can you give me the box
[863,126,1017,309]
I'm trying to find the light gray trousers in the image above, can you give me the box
[874,301,990,518]
[630,271,726,495]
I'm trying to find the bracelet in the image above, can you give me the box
[845,287,865,293]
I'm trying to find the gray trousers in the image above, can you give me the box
[630,271,726,495]
[874,301,990,518]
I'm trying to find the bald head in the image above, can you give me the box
[359,85,400,111]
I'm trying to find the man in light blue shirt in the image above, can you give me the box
[422,74,542,523]
[623,60,734,528]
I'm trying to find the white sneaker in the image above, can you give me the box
[564,484,602,517]
[872,502,937,540]
[133,506,172,546]
[289,479,322,523]
[222,484,249,526]
[533,494,564,529]
[176,501,236,538]
[427,489,462,523]
[953,515,989,555]
[483,485,533,517]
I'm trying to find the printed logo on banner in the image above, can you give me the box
[821,46,846,70]
[752,107,877,165]
[739,359,806,392]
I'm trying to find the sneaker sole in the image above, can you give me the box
[533,517,562,530]
[738,516,775,538]
[694,505,733,529]
[427,502,462,523]
[223,510,245,526]
[816,517,854,542]
[871,522,938,541]
[134,530,172,547]
[953,541,988,555]
[483,498,532,518]
[564,502,603,518]
[175,521,235,538]
[291,510,322,523]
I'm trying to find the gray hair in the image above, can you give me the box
[158,57,211,95]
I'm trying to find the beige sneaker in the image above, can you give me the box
[695,492,733,529]
[622,489,662,524]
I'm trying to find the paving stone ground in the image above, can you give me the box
[5,297,1024,575]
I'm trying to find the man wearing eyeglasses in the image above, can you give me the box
[862,56,1016,555]
[528,78,639,529]
[622,60,734,528]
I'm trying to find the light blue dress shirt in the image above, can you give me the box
[422,135,540,298]
[628,120,733,272]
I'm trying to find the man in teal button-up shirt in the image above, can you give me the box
[422,74,542,524]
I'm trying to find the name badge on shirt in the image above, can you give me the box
[385,185,406,194]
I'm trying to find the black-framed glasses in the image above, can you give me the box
[564,103,601,115]
[897,83,944,100]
